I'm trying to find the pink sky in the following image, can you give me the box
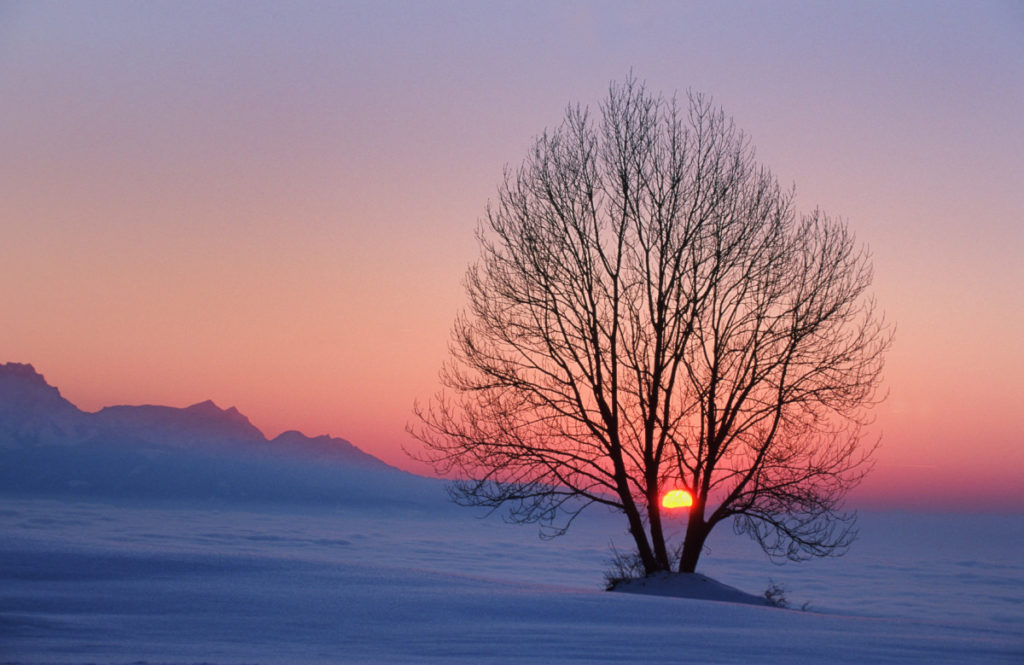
[2,2,1021,511]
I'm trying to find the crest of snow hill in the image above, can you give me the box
[0,362,438,507]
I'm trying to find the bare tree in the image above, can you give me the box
[412,77,890,575]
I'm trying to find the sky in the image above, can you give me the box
[1,0,1022,511]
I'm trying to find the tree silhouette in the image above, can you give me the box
[413,77,890,575]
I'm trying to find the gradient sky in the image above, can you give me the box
[2,1,1022,511]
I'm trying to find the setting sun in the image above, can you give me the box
[661,489,694,509]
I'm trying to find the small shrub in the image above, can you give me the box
[603,547,647,590]
[764,579,789,608]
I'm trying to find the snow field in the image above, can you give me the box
[2,498,1022,664]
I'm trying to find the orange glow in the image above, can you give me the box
[661,489,694,509]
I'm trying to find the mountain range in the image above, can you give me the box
[0,362,440,507]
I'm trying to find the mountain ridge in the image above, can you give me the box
[0,361,390,466]
[0,362,424,505]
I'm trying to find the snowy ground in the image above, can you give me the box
[2,496,1022,664]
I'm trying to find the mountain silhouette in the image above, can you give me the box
[0,362,91,446]
[92,401,266,450]
[0,362,435,507]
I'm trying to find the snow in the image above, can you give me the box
[610,571,771,605]
[2,497,1022,664]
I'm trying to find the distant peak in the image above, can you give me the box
[186,401,244,419]
[181,399,260,434]
[1,362,42,379]
[0,361,80,418]
[187,399,221,412]
[1,361,62,394]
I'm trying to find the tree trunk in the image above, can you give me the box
[678,508,709,573]
[620,499,659,574]
[647,487,671,570]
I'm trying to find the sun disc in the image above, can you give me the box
[661,489,693,509]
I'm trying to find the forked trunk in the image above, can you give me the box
[678,508,709,573]
[647,488,671,570]
[621,500,660,574]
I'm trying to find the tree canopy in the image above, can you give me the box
[413,77,890,574]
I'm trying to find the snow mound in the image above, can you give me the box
[610,571,771,606]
